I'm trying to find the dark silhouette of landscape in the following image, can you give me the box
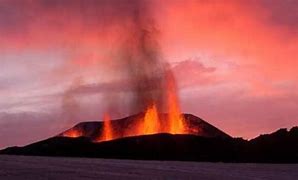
[1,114,297,163]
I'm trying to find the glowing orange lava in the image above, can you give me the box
[165,72,186,134]
[63,72,187,142]
[62,129,82,138]
[98,113,114,141]
[95,72,186,142]
[139,104,160,135]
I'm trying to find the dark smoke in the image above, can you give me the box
[118,2,169,114]
[59,0,173,118]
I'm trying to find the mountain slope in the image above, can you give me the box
[2,128,298,163]
[58,113,231,141]
[0,134,240,162]
[1,113,297,163]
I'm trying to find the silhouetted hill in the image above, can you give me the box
[1,114,297,163]
[58,113,231,140]
[243,127,298,163]
[0,134,241,162]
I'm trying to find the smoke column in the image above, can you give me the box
[117,1,170,114]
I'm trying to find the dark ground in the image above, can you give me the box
[2,127,298,163]
[0,155,297,180]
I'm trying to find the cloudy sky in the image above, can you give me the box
[0,0,297,148]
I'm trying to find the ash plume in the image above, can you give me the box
[59,0,177,118]
[118,2,169,114]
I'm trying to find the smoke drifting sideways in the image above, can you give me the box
[60,0,178,124]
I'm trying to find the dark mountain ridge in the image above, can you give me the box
[1,114,298,163]
[58,113,231,140]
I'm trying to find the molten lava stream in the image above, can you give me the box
[98,113,114,142]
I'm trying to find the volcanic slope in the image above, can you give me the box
[1,113,298,163]
[58,113,231,141]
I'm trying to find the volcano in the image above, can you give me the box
[59,113,231,141]
[1,114,298,163]
[0,113,236,161]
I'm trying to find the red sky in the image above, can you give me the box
[0,0,297,148]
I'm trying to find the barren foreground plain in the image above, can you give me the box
[0,155,297,180]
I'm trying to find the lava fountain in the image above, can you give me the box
[98,113,114,141]
[139,104,160,135]
[95,71,187,142]
[61,1,188,142]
